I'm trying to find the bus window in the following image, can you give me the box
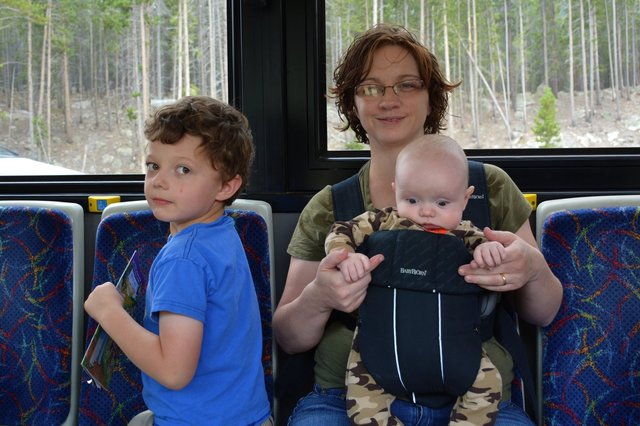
[0,1,228,175]
[325,1,640,152]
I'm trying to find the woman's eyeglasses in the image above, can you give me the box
[355,79,425,98]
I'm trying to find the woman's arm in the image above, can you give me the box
[273,250,383,354]
[458,220,562,326]
[85,283,202,389]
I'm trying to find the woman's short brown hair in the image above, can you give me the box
[144,96,254,205]
[330,23,460,143]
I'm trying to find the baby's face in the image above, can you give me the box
[394,160,470,230]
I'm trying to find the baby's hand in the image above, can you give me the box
[336,252,373,283]
[84,282,124,323]
[473,240,506,269]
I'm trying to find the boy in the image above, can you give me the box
[325,135,505,426]
[85,96,271,425]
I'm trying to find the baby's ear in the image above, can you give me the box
[216,174,242,202]
[465,185,475,202]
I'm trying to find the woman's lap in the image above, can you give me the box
[288,385,534,426]
[288,385,350,426]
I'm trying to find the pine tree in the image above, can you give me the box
[532,87,561,147]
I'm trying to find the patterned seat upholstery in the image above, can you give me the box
[78,209,168,426]
[0,201,84,426]
[78,200,274,425]
[536,197,640,425]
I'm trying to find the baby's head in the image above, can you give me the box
[394,134,474,230]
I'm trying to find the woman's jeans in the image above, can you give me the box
[288,384,535,426]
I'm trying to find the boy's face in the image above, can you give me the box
[394,156,472,231]
[144,134,227,233]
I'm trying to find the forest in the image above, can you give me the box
[0,1,639,174]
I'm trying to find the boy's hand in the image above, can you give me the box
[84,282,124,324]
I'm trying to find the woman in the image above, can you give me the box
[273,23,562,425]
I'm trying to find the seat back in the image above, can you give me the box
[0,200,84,426]
[536,195,640,425]
[78,199,275,425]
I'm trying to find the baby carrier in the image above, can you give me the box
[331,161,537,413]
[355,229,494,407]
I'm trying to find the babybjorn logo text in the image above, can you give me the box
[400,267,428,276]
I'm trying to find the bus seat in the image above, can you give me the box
[78,199,275,425]
[0,201,84,426]
[78,203,169,426]
[535,195,640,425]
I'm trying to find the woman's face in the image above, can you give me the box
[354,44,430,149]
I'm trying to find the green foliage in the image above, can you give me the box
[188,84,200,96]
[126,107,138,121]
[32,115,48,139]
[345,140,367,150]
[532,86,561,148]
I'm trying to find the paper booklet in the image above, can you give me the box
[81,250,143,390]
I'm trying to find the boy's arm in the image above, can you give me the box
[85,282,202,390]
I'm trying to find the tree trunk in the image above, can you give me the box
[63,49,73,139]
[587,0,595,114]
[568,0,576,126]
[90,14,100,129]
[579,0,590,122]
[607,0,621,119]
[462,41,512,143]
[177,0,183,97]
[442,0,453,136]
[592,1,601,106]
[468,0,479,143]
[140,4,149,126]
[541,0,549,87]
[183,0,190,96]
[518,0,526,130]
[27,6,35,157]
[208,0,216,97]
[623,1,630,100]
[46,2,52,158]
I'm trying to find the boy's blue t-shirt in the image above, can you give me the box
[142,214,270,425]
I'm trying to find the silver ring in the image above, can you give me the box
[500,273,507,286]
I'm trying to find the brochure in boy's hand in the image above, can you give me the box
[81,250,144,390]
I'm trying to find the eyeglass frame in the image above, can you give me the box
[354,79,425,98]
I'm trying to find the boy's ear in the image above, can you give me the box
[216,174,242,202]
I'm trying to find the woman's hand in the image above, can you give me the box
[459,224,562,326]
[273,249,384,353]
[310,249,384,313]
[459,228,533,292]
